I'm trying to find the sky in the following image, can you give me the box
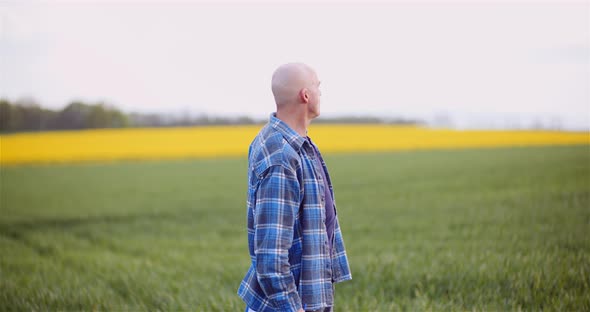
[1,0,589,130]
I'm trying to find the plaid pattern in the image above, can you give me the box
[238,113,352,312]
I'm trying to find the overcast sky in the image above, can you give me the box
[1,1,588,129]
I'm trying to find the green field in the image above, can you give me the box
[1,145,589,311]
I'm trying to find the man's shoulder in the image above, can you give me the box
[249,124,301,177]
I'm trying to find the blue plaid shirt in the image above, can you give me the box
[237,113,352,312]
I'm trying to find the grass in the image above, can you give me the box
[1,145,589,311]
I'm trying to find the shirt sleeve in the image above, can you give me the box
[253,164,302,312]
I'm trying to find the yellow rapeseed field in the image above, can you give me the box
[1,125,588,166]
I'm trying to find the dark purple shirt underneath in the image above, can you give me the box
[307,137,336,254]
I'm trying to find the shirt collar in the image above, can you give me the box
[269,112,307,152]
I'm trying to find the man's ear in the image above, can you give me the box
[299,88,309,103]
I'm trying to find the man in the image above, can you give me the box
[237,62,352,312]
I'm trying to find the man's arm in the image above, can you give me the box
[253,164,302,312]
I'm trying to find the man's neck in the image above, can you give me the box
[276,110,310,138]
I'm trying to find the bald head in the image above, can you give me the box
[271,62,318,108]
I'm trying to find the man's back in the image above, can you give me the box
[238,114,352,312]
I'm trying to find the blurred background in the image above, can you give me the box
[1,1,589,311]
[1,0,588,131]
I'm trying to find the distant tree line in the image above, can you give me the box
[0,98,129,133]
[0,98,420,134]
[314,115,420,125]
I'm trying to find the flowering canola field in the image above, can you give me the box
[1,125,588,166]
